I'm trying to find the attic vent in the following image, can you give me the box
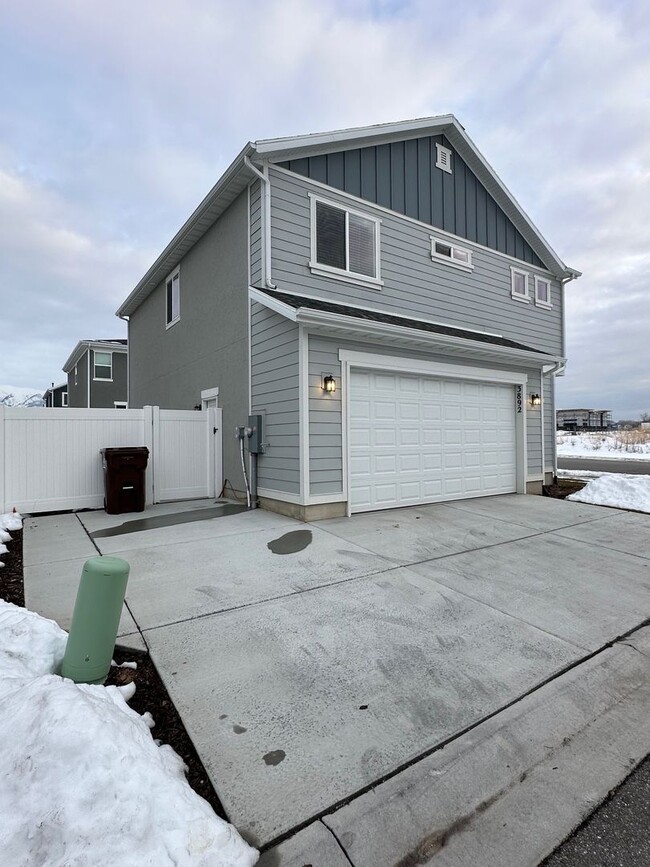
[435,143,452,174]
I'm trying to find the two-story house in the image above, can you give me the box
[117,116,579,519]
[62,339,128,408]
[43,382,68,407]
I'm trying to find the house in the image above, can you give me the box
[117,116,580,519]
[557,409,612,431]
[43,382,68,407]
[62,340,128,408]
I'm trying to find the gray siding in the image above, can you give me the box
[279,135,545,267]
[269,167,563,356]
[128,190,249,490]
[250,181,263,286]
[67,351,88,408]
[546,374,556,470]
[89,350,127,408]
[251,303,300,494]
[308,334,543,496]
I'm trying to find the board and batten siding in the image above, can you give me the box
[251,303,300,494]
[278,135,545,267]
[268,167,563,357]
[308,334,545,497]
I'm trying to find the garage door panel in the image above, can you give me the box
[350,368,517,512]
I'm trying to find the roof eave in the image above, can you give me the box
[62,340,128,373]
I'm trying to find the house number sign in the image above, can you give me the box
[515,385,523,413]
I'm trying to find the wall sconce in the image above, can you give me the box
[322,374,336,394]
[530,393,541,408]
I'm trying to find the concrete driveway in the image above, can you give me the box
[23,495,650,865]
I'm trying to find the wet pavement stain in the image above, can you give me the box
[91,503,247,538]
[267,530,312,555]
[263,750,286,766]
[232,724,247,734]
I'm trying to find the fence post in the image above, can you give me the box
[151,405,161,504]
[0,405,5,513]
[142,406,155,506]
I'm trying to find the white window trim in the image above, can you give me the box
[74,364,78,386]
[62,392,68,407]
[534,274,553,309]
[113,401,128,409]
[430,236,474,271]
[510,266,530,303]
[93,350,113,381]
[308,193,383,289]
[435,143,452,174]
[165,265,181,329]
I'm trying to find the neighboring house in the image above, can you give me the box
[557,409,612,431]
[43,382,68,407]
[118,116,580,519]
[62,340,128,408]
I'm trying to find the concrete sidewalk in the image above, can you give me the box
[23,495,650,865]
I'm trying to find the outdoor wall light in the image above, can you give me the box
[322,374,336,394]
[530,393,541,407]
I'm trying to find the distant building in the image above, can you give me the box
[62,339,128,408]
[557,408,612,431]
[43,382,68,407]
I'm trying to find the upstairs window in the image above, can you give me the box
[534,275,552,308]
[310,195,381,286]
[94,351,112,380]
[510,267,530,303]
[166,266,180,327]
[431,237,473,270]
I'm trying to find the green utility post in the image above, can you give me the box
[61,556,131,685]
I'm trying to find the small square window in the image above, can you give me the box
[166,267,180,327]
[534,275,552,308]
[94,351,112,380]
[511,268,530,302]
[114,401,128,409]
[435,143,452,174]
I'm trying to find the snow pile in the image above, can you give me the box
[568,473,650,513]
[0,601,258,867]
[557,431,650,460]
[0,511,22,567]
[0,385,45,407]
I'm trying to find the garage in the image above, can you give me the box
[349,368,518,513]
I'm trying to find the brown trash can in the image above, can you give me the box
[100,447,149,514]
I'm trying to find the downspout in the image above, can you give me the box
[552,269,579,477]
[243,155,276,290]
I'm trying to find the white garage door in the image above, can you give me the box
[349,369,517,513]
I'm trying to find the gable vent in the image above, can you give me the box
[435,143,452,174]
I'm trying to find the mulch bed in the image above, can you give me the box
[1,523,227,821]
[543,478,587,499]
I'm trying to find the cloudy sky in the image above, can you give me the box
[1,0,648,417]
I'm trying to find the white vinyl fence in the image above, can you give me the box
[0,405,222,514]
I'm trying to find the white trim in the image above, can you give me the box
[298,325,310,502]
[92,349,113,381]
[271,165,559,278]
[256,487,345,507]
[309,192,382,285]
[338,350,528,385]
[534,274,553,309]
[165,265,181,328]
[540,376,546,475]
[113,401,128,409]
[430,236,473,271]
[200,387,220,402]
[435,143,452,174]
[62,392,68,407]
[510,266,530,302]
[249,286,298,320]
[526,474,545,482]
[308,264,384,290]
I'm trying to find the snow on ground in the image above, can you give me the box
[0,512,22,567]
[0,601,258,866]
[568,473,650,513]
[557,431,650,460]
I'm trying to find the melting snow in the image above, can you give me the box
[568,473,650,513]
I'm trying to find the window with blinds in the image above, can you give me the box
[312,198,379,283]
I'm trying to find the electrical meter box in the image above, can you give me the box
[247,414,264,454]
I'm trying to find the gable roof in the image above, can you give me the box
[63,339,128,373]
[117,116,579,317]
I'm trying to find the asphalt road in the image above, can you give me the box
[558,457,650,475]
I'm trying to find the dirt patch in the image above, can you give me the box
[543,479,587,500]
[1,523,227,822]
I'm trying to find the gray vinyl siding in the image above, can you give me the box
[89,350,127,408]
[269,167,563,357]
[250,181,263,286]
[251,303,300,494]
[546,375,557,470]
[278,135,545,267]
[308,334,543,496]
[67,352,88,408]
[128,190,249,490]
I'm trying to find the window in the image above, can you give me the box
[510,267,530,303]
[94,351,112,380]
[534,275,552,308]
[310,195,381,286]
[435,143,452,174]
[62,392,68,407]
[74,364,78,386]
[114,401,127,409]
[431,237,473,270]
[166,266,180,327]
